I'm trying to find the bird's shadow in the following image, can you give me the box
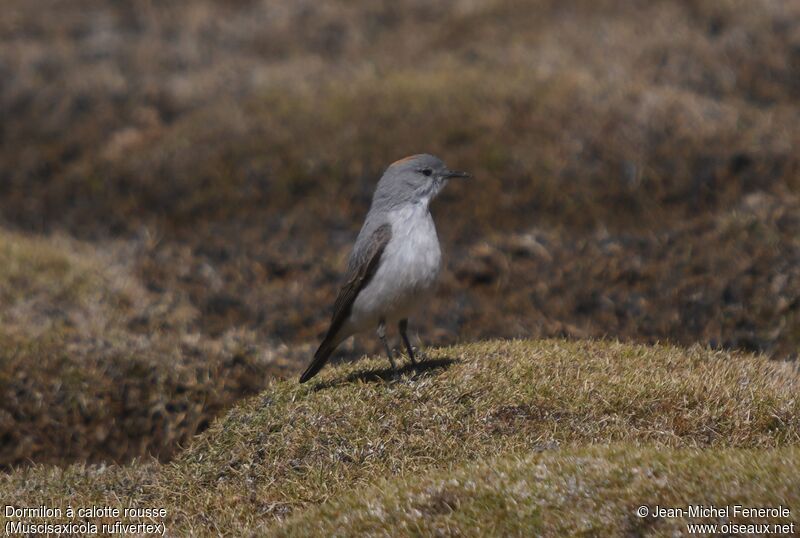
[311,357,457,392]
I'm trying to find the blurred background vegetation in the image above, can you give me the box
[1,0,799,468]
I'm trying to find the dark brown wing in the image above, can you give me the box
[299,223,392,383]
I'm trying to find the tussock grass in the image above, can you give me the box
[0,230,296,467]
[0,229,136,335]
[1,340,797,534]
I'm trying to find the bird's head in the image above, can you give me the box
[374,154,470,209]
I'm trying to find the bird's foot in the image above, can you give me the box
[409,346,430,364]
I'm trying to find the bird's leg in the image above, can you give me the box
[398,319,417,366]
[377,320,397,372]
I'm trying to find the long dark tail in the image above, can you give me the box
[299,335,338,383]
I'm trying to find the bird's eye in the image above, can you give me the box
[421,168,433,177]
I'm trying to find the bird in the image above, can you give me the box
[299,154,469,383]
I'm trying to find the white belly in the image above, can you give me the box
[346,204,441,334]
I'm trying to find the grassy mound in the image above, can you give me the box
[1,340,797,534]
[0,229,296,468]
[0,228,137,335]
[277,446,800,536]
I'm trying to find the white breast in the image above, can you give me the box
[385,203,442,291]
[347,203,442,332]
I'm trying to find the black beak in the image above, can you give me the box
[444,169,470,179]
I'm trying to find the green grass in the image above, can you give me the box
[1,339,798,535]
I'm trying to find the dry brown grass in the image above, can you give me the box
[3,0,797,356]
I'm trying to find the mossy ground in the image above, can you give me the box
[1,340,798,535]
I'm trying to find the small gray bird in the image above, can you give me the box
[299,154,469,383]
